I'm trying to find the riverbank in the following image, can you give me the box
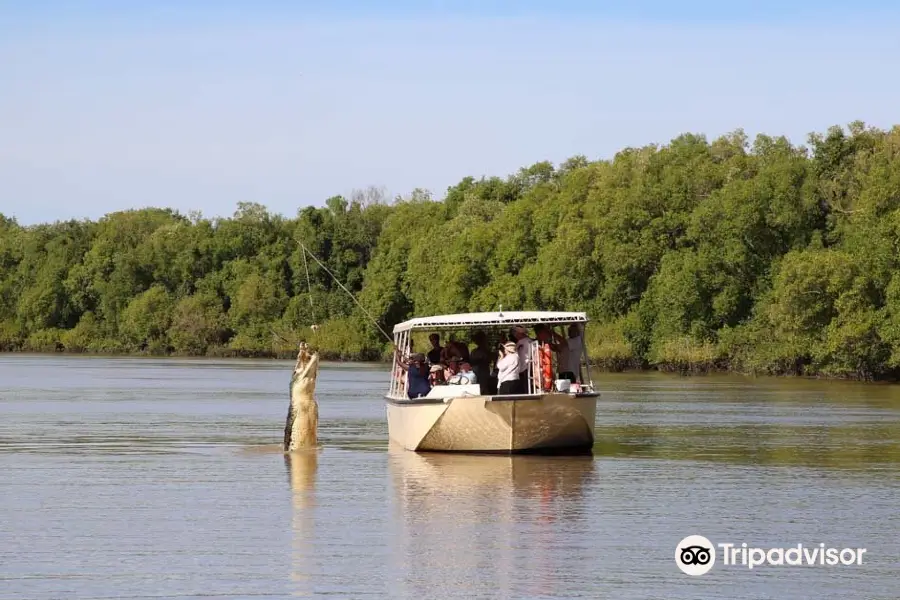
[3,344,897,383]
[0,343,382,363]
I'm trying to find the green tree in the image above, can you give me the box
[3,122,900,379]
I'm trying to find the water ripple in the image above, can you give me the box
[0,356,898,599]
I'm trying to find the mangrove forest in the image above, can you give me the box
[2,121,900,380]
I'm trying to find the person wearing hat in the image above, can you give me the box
[401,352,431,399]
[496,341,520,395]
[429,363,446,386]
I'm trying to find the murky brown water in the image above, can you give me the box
[1,354,898,599]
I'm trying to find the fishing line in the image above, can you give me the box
[299,238,318,339]
[294,238,394,345]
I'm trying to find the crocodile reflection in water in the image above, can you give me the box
[286,450,318,597]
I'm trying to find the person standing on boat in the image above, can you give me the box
[427,334,443,366]
[512,326,533,394]
[496,341,520,395]
[564,323,585,383]
[441,335,470,364]
[468,331,494,395]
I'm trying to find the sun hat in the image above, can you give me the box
[503,341,516,352]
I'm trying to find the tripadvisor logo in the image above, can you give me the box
[675,535,868,575]
[675,535,716,576]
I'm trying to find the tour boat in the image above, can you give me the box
[385,311,599,453]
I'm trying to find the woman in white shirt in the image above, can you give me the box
[496,341,520,395]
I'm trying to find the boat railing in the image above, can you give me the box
[389,328,411,400]
[528,340,540,395]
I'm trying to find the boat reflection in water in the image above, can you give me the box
[286,451,318,598]
[387,445,597,599]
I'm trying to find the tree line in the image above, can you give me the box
[2,121,900,380]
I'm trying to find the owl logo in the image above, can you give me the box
[675,535,716,575]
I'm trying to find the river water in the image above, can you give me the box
[0,354,897,599]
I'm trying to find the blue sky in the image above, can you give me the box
[2,1,899,225]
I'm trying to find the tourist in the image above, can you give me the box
[512,325,533,393]
[449,361,478,385]
[444,356,462,381]
[468,330,493,394]
[427,333,443,365]
[441,335,470,363]
[403,353,431,399]
[564,323,585,383]
[534,323,566,350]
[429,364,446,386]
[496,341,520,395]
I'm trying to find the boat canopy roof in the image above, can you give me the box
[392,311,588,334]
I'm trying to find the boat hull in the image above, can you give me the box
[385,393,597,453]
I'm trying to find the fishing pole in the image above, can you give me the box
[293,238,395,346]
